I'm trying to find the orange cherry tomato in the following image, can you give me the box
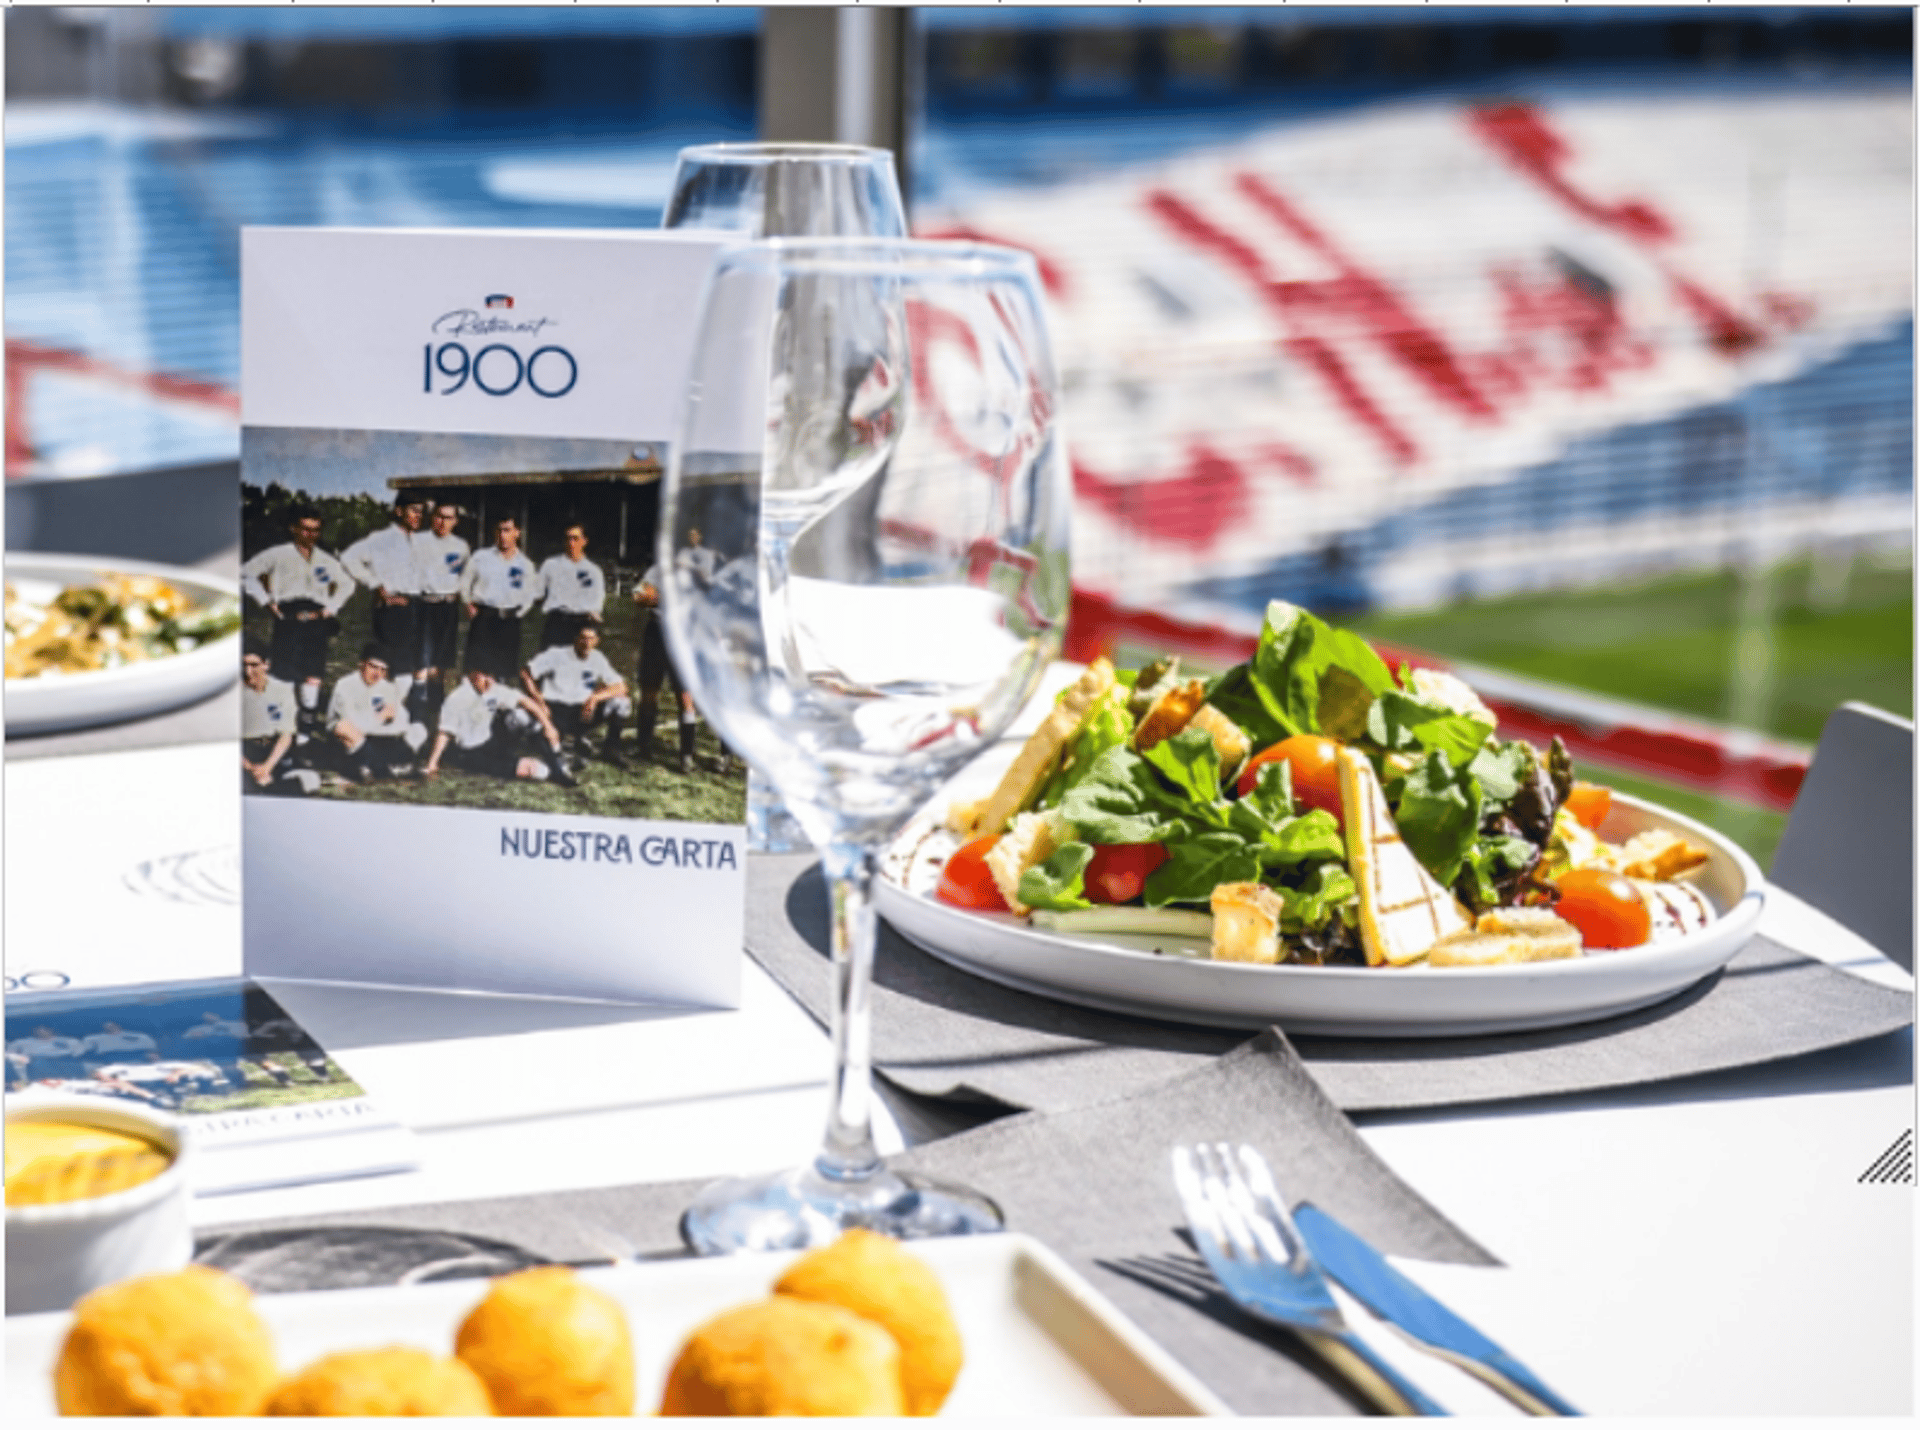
[1555,867,1651,948]
[1236,735,1344,824]
[1085,843,1171,905]
[1565,782,1612,831]
[936,836,1009,912]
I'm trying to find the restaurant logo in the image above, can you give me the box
[424,295,576,399]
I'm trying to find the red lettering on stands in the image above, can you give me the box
[1468,102,1788,362]
[1468,104,1676,244]
[1144,188,1424,465]
[1073,443,1252,550]
[1233,172,1499,425]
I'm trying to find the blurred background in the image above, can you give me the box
[6,5,1912,863]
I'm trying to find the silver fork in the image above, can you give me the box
[1173,1143,1449,1417]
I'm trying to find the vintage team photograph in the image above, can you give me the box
[239,427,746,823]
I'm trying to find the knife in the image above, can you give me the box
[1294,1204,1581,1417]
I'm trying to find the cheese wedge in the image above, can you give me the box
[953,659,1115,840]
[1338,748,1471,966]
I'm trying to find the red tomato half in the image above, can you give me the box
[936,836,1008,912]
[1236,735,1345,824]
[1565,781,1612,831]
[1555,867,1651,948]
[1085,843,1171,905]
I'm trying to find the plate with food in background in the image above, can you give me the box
[4,555,242,736]
[875,601,1765,1037]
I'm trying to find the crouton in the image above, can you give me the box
[1210,882,1284,964]
[1430,907,1582,966]
[1133,679,1208,754]
[1184,704,1250,776]
[1615,830,1709,882]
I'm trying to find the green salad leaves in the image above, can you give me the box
[1006,600,1570,957]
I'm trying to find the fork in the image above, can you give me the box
[1173,1143,1449,1417]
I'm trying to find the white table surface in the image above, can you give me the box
[4,737,1913,1415]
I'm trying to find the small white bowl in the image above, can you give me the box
[5,1092,194,1315]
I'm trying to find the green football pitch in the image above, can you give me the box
[1349,550,1914,868]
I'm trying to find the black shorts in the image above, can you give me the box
[445,736,521,780]
[465,607,524,681]
[269,600,336,683]
[370,599,423,672]
[417,598,460,670]
[638,618,683,696]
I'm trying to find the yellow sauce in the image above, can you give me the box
[5,1120,172,1207]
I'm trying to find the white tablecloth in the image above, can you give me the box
[4,740,1912,1414]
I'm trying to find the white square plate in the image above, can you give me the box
[5,1232,1230,1416]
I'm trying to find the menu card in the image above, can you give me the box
[239,227,744,1005]
[7,978,415,1198]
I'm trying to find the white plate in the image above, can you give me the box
[876,748,1767,1037]
[3,554,241,736]
[3,1233,1229,1417]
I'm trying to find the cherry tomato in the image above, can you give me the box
[1236,735,1344,824]
[1085,843,1171,905]
[1555,867,1651,948]
[936,836,1008,912]
[1565,781,1612,831]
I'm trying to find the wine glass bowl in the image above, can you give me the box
[662,238,1070,1252]
[663,142,908,240]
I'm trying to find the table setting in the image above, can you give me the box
[5,139,1914,1418]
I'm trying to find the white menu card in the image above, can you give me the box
[240,227,745,1006]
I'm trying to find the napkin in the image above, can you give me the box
[198,1031,1493,1416]
[747,854,1914,1117]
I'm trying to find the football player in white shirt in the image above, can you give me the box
[534,524,607,652]
[462,515,539,679]
[325,644,429,781]
[341,495,430,707]
[413,502,471,723]
[79,1022,159,1061]
[634,529,723,774]
[425,667,575,786]
[241,640,320,795]
[239,505,355,719]
[7,1026,88,1080]
[522,625,632,767]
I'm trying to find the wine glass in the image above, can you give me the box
[662,141,908,852]
[663,142,908,240]
[661,238,1071,1252]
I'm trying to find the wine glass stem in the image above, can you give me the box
[817,846,883,1182]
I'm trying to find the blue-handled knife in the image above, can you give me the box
[1295,1204,1581,1417]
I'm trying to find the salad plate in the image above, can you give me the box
[876,742,1767,1039]
[4,554,241,737]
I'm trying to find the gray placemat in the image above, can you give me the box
[749,854,1914,1116]
[199,1032,1493,1416]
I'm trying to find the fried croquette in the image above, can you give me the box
[264,1346,493,1416]
[774,1229,963,1415]
[454,1265,634,1416]
[658,1295,906,1417]
[53,1265,279,1416]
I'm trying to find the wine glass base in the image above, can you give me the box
[681,1162,1003,1255]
